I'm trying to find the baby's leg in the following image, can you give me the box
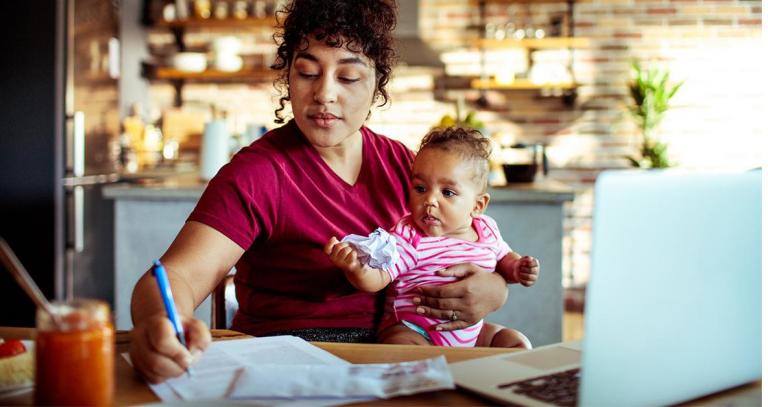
[476,322,532,349]
[378,323,432,345]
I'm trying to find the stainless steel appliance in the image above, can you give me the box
[0,0,120,326]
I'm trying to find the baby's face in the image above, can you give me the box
[408,148,486,238]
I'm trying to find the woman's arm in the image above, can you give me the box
[129,221,244,383]
[412,264,508,331]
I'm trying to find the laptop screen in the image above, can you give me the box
[580,170,761,406]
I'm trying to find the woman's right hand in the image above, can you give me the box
[129,222,243,383]
[129,313,211,384]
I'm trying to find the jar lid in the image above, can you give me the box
[37,299,111,331]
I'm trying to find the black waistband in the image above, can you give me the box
[263,327,376,343]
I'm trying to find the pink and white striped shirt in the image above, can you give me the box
[380,214,512,347]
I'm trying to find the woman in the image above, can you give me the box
[129,0,511,384]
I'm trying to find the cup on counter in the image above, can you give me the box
[35,299,114,406]
[200,119,232,181]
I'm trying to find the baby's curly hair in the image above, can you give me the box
[271,0,397,123]
[418,127,492,191]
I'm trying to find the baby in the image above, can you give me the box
[325,127,539,347]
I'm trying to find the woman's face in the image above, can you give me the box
[289,37,377,149]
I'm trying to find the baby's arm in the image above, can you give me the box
[324,237,391,292]
[497,252,540,287]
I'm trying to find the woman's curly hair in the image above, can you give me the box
[271,0,398,123]
[419,126,492,190]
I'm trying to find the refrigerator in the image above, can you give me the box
[0,0,120,326]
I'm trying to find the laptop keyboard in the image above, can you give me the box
[497,368,580,406]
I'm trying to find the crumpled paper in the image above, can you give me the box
[227,356,455,399]
[341,228,399,269]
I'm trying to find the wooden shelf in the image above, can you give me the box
[471,0,577,4]
[473,37,590,49]
[145,0,281,106]
[465,0,580,106]
[146,66,276,82]
[470,78,577,90]
[152,17,275,29]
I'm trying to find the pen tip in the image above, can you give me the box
[153,259,162,268]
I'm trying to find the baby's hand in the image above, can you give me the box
[514,256,540,287]
[324,237,366,275]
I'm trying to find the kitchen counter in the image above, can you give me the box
[103,173,206,200]
[104,175,575,202]
[490,180,575,203]
[103,176,574,345]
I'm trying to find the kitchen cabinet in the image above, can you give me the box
[102,176,210,329]
[484,182,575,346]
[142,14,277,106]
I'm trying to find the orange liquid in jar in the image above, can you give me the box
[34,300,114,406]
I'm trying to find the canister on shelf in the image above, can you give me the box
[213,1,228,19]
[232,0,248,19]
[252,0,267,18]
[193,0,212,19]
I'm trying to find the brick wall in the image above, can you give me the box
[146,0,764,287]
[376,0,765,287]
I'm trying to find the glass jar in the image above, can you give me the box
[35,299,114,406]
[193,0,212,19]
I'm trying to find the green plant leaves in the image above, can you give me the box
[626,60,682,168]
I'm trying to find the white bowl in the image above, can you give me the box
[173,52,207,72]
[214,55,243,72]
[211,36,242,54]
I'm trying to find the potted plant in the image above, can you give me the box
[436,98,486,131]
[626,60,683,168]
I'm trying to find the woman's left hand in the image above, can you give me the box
[413,264,508,331]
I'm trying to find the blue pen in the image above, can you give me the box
[151,259,192,376]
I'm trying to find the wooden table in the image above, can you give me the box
[0,327,760,406]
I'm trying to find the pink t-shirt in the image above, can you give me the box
[381,214,512,347]
[188,120,413,336]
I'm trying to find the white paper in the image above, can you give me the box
[124,336,454,405]
[228,356,454,399]
[341,228,399,269]
[124,336,350,403]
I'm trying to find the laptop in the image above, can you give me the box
[450,169,762,406]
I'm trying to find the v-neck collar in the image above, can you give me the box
[293,121,370,190]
